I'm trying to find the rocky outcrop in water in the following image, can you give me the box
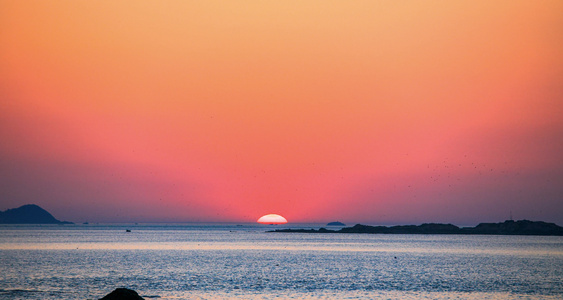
[99,288,145,300]
[272,220,563,236]
[0,204,73,224]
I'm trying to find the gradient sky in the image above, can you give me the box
[1,1,562,225]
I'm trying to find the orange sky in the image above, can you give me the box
[1,1,562,224]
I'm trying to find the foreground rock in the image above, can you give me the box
[99,288,145,300]
[272,220,563,236]
[0,204,73,224]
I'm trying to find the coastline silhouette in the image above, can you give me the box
[272,220,563,236]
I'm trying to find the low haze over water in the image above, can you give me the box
[1,224,562,299]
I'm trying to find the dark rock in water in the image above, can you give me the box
[99,288,145,300]
[0,204,73,224]
[327,221,346,226]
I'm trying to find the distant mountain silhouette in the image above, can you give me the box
[272,220,563,236]
[327,221,346,226]
[0,204,73,224]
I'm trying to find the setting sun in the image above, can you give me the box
[257,214,288,225]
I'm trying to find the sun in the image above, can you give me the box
[257,214,288,224]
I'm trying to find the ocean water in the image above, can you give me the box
[0,224,562,300]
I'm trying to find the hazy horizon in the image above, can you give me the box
[0,203,559,227]
[1,1,562,225]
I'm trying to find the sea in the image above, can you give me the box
[0,223,562,300]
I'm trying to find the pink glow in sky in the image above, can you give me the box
[1,1,562,224]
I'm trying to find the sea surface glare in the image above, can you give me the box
[1,223,562,299]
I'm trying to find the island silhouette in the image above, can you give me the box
[272,220,563,236]
[326,221,346,226]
